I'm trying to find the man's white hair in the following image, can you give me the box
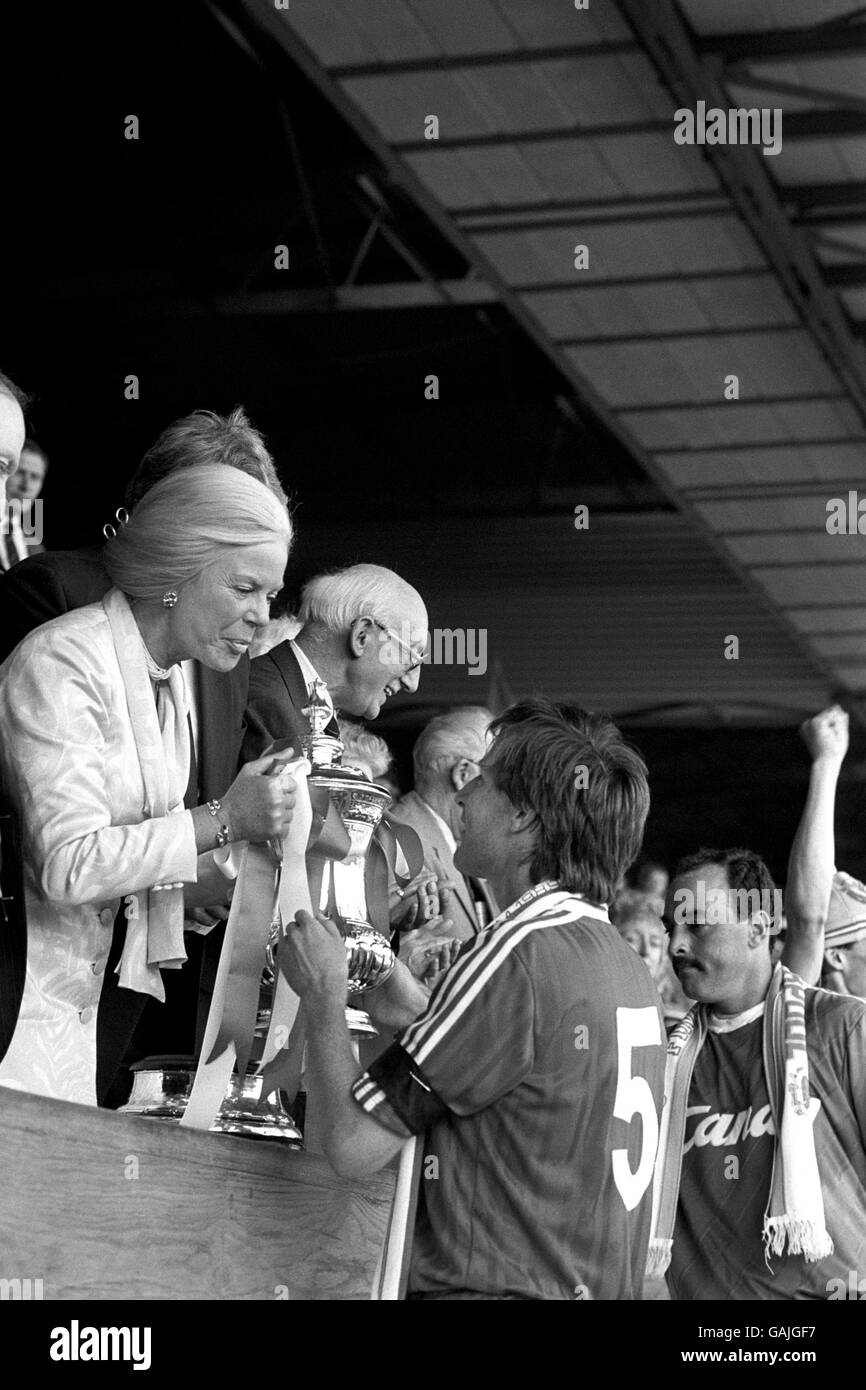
[297,563,425,634]
[413,706,493,788]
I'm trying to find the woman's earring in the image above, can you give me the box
[162,591,178,609]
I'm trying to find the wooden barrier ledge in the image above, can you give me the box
[0,1087,397,1300]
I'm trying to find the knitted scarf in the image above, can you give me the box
[647,963,833,1277]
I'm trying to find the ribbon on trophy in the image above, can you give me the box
[255,779,353,1102]
[366,815,425,935]
[181,756,326,1130]
[371,1137,424,1300]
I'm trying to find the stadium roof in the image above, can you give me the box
[235,0,866,702]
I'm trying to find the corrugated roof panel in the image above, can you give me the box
[566,341,704,406]
[342,73,504,142]
[625,398,858,449]
[695,497,836,531]
[282,0,438,67]
[728,531,866,564]
[532,53,674,123]
[493,0,632,47]
[515,138,647,201]
[725,81,820,116]
[524,133,714,199]
[475,215,766,285]
[533,275,797,340]
[592,133,719,197]
[772,139,866,187]
[419,147,562,208]
[658,442,866,488]
[788,607,866,633]
[683,274,797,329]
[814,226,866,263]
[729,55,866,109]
[812,634,866,657]
[464,54,673,129]
[405,0,530,56]
[841,288,866,319]
[528,284,648,337]
[569,329,838,408]
[344,51,683,145]
[755,564,866,604]
[403,148,504,207]
[663,330,839,394]
[678,0,857,34]
[407,134,719,208]
[469,62,599,130]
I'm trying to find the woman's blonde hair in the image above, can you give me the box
[105,463,292,599]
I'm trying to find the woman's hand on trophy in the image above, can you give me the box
[276,908,348,1001]
[220,749,297,845]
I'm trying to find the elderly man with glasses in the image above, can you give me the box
[241,562,428,763]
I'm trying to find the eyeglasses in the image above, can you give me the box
[363,616,427,672]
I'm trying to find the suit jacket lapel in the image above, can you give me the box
[272,642,340,739]
[273,642,311,713]
[407,794,476,925]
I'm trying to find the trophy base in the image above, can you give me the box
[119,1055,303,1146]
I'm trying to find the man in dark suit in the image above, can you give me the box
[391,707,499,943]
[242,562,429,763]
[0,407,290,1103]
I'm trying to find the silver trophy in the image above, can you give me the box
[295,681,396,1039]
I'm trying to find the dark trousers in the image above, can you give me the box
[96,908,207,1107]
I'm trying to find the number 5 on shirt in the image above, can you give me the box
[611,1006,662,1211]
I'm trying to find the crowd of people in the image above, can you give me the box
[1,366,865,1301]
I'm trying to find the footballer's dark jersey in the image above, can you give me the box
[669,988,866,1300]
[352,882,665,1300]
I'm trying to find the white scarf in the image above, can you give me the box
[103,587,190,1000]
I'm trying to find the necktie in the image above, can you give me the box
[0,516,26,571]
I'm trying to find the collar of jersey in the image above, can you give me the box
[489,881,611,931]
[707,999,766,1033]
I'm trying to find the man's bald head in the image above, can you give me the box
[414,706,493,793]
[295,563,428,721]
[410,705,494,833]
[297,563,427,639]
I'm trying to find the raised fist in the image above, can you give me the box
[800,705,849,764]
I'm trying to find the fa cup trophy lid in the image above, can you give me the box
[301,679,344,771]
[301,678,390,791]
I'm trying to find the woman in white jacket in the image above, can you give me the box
[0,464,296,1105]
